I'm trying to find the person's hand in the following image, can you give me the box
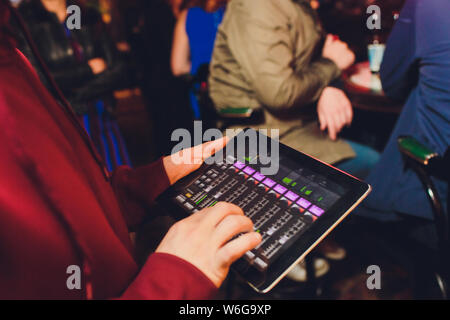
[156,202,262,287]
[317,87,353,141]
[88,58,107,75]
[163,136,229,185]
[322,34,355,71]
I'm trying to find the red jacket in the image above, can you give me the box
[0,6,216,300]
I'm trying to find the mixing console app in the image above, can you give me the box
[172,154,347,273]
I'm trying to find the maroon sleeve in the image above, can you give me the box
[119,253,218,300]
[111,157,170,229]
[111,163,219,300]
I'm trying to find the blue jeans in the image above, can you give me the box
[334,140,381,179]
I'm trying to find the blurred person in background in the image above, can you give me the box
[361,0,449,249]
[137,0,198,156]
[171,0,227,119]
[209,0,380,180]
[318,0,405,61]
[209,0,380,282]
[15,0,132,171]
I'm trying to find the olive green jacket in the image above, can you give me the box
[209,0,355,164]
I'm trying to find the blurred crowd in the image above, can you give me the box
[13,0,406,156]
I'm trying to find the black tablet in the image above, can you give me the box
[158,128,371,293]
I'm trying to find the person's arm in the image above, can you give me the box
[119,252,218,299]
[111,138,229,230]
[110,159,170,230]
[380,0,418,101]
[114,138,263,300]
[48,64,95,92]
[226,0,341,111]
[69,14,131,103]
[119,202,261,299]
[171,9,191,76]
[12,24,95,94]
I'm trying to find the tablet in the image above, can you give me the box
[158,128,371,293]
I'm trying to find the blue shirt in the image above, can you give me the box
[186,7,225,75]
[186,7,225,118]
[364,0,449,220]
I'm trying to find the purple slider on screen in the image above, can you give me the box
[285,191,300,202]
[262,178,276,188]
[243,166,256,175]
[253,172,266,181]
[234,161,246,170]
[309,205,325,217]
[274,184,287,195]
[297,198,311,209]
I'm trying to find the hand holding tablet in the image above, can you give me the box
[159,129,371,293]
[156,202,261,288]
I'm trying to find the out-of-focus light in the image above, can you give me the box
[9,0,23,8]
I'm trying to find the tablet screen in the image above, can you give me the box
[162,129,370,292]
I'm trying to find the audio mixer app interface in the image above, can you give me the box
[171,143,348,274]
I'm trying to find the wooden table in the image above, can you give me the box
[343,62,403,114]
